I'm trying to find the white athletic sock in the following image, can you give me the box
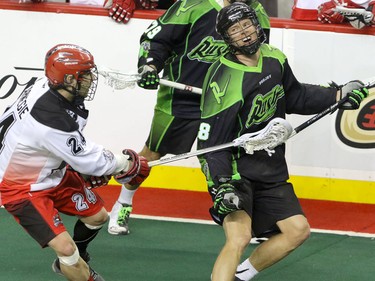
[235,259,258,281]
[118,185,136,205]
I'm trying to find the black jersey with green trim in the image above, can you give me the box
[138,0,270,119]
[198,44,337,185]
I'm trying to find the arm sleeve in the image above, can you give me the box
[41,128,118,176]
[282,59,337,114]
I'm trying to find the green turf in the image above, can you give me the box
[1,208,375,280]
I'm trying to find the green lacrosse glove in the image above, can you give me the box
[137,64,159,89]
[213,182,242,215]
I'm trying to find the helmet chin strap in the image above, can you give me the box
[61,84,85,106]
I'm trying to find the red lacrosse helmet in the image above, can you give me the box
[45,44,98,100]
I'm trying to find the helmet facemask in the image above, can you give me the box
[216,3,267,56]
[75,66,98,102]
[226,19,262,56]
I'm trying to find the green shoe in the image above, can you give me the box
[108,204,132,235]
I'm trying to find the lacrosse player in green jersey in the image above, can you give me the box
[197,3,368,281]
[108,0,271,235]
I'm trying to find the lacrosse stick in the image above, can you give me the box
[148,118,293,167]
[333,5,374,28]
[289,76,375,138]
[147,76,375,167]
[98,66,202,94]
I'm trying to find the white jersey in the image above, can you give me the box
[0,77,117,202]
[292,0,370,20]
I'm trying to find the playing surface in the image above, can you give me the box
[1,207,375,281]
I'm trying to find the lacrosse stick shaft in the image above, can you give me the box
[159,79,202,94]
[148,142,234,167]
[290,101,342,138]
[290,77,375,138]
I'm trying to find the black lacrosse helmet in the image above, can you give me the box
[216,2,266,56]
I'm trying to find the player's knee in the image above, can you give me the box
[285,217,310,247]
[84,208,108,226]
[59,247,80,266]
[57,242,79,260]
[228,232,252,252]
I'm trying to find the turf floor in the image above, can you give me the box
[1,208,375,281]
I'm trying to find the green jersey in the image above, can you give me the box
[138,0,270,119]
[198,44,337,186]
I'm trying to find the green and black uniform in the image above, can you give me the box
[198,44,337,235]
[138,0,270,155]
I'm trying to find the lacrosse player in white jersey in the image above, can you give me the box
[0,44,150,281]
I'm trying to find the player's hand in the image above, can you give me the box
[114,149,150,185]
[105,0,135,24]
[318,1,345,24]
[139,0,158,9]
[137,65,159,89]
[338,80,369,110]
[212,182,242,215]
[82,175,112,189]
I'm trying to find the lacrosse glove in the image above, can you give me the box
[208,180,244,225]
[139,0,158,9]
[114,149,150,186]
[81,175,112,189]
[317,0,345,24]
[66,165,111,190]
[105,0,135,24]
[137,65,160,89]
[335,80,369,110]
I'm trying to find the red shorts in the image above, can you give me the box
[4,170,105,247]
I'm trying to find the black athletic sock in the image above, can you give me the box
[72,219,101,260]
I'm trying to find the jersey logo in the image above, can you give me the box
[176,0,202,16]
[188,36,229,63]
[210,77,231,104]
[246,85,284,127]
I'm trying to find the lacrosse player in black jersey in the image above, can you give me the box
[108,0,271,236]
[0,44,150,281]
[197,3,368,281]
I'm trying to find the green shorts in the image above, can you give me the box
[145,109,201,156]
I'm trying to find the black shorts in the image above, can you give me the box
[145,109,201,156]
[232,179,304,237]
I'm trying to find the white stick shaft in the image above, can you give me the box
[148,142,234,167]
[159,79,202,94]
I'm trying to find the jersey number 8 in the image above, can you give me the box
[197,122,210,141]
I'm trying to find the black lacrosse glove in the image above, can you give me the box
[332,80,369,110]
[211,181,243,219]
[137,64,159,89]
[214,183,241,215]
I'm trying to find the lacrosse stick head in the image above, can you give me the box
[97,66,140,90]
[233,118,293,156]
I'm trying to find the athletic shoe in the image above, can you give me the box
[108,203,132,235]
[249,237,268,244]
[52,258,105,280]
